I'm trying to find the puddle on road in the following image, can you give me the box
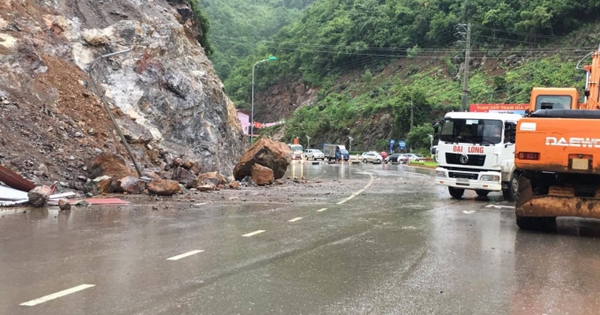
[286,161,362,180]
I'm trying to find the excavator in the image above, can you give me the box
[515,45,600,230]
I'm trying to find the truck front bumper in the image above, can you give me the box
[434,167,502,191]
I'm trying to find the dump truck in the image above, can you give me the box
[514,45,600,230]
[434,112,522,200]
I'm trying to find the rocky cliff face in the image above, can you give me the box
[254,79,318,123]
[0,0,243,187]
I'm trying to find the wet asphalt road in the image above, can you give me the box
[2,162,600,315]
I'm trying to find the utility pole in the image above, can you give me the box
[88,49,143,177]
[459,23,471,112]
[410,99,414,130]
[348,136,353,152]
[251,56,277,144]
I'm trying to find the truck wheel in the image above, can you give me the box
[502,172,518,202]
[516,216,557,231]
[475,190,489,197]
[448,187,464,199]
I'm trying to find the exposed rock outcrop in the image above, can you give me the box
[0,0,244,189]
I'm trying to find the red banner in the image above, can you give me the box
[470,104,529,113]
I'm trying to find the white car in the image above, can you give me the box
[403,153,425,162]
[303,149,325,160]
[362,152,383,164]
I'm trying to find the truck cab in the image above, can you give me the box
[323,144,349,161]
[435,112,522,200]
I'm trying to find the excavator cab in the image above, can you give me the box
[529,88,579,112]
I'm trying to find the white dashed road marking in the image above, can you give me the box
[316,208,328,212]
[288,217,303,222]
[20,284,95,306]
[242,230,266,237]
[337,173,375,205]
[463,210,476,214]
[167,250,204,261]
[486,205,515,209]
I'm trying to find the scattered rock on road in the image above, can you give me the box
[58,199,72,211]
[251,164,274,186]
[115,176,147,194]
[148,179,181,196]
[28,185,52,207]
[84,175,114,195]
[89,154,133,179]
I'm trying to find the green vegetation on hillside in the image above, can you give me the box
[189,0,213,56]
[225,0,600,106]
[202,0,315,79]
[275,55,585,151]
[219,0,599,151]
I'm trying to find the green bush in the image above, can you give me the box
[188,0,213,56]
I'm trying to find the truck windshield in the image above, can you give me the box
[290,145,303,151]
[440,119,503,145]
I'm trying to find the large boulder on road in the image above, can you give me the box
[233,138,291,180]
[251,164,274,186]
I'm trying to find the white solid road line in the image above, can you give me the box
[463,210,476,214]
[485,205,515,209]
[317,208,328,212]
[337,173,375,205]
[288,217,303,222]
[167,250,204,261]
[242,230,266,237]
[20,284,95,306]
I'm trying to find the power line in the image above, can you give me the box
[475,26,566,40]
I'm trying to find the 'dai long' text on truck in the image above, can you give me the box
[434,112,522,200]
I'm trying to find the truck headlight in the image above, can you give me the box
[436,170,446,178]
[480,175,500,181]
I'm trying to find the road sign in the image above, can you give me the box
[398,140,406,149]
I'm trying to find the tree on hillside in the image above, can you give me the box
[202,0,316,80]
[407,123,434,151]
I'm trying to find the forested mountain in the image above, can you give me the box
[218,0,600,152]
[202,0,315,79]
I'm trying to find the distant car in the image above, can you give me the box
[362,152,383,164]
[303,149,324,160]
[404,153,425,162]
[385,153,407,163]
